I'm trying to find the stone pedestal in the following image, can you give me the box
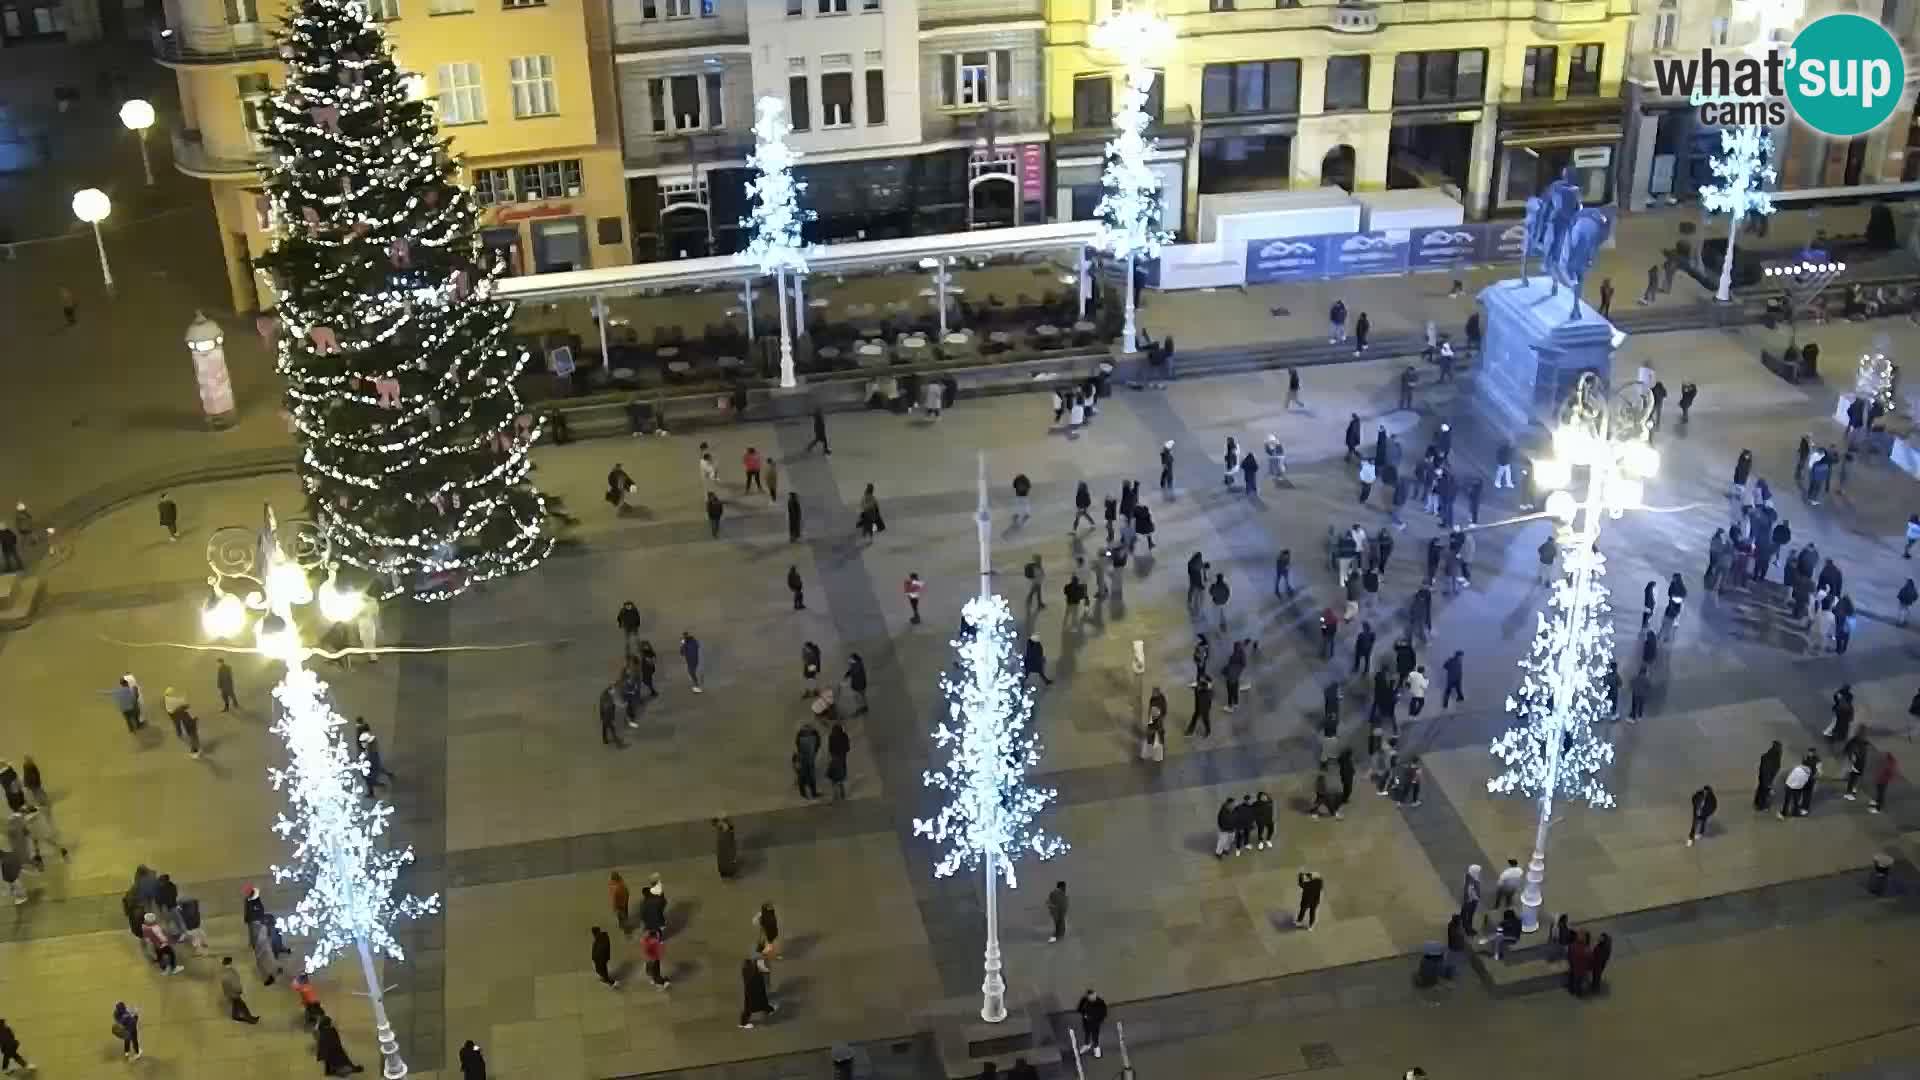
[1475,278,1621,435]
[923,996,1061,1079]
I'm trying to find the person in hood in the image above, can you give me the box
[1687,784,1718,846]
[639,875,667,939]
[459,1039,488,1080]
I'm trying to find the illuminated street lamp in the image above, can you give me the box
[120,98,156,186]
[1488,374,1656,932]
[71,188,114,297]
[202,505,432,1079]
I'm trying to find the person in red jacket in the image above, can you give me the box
[642,929,670,989]
[1566,931,1591,996]
[1871,751,1898,813]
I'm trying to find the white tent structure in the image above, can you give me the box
[492,221,1104,370]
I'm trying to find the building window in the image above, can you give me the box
[1391,49,1484,106]
[238,73,271,146]
[789,74,811,130]
[817,0,845,12]
[865,67,885,124]
[706,72,724,126]
[510,55,558,117]
[435,62,485,124]
[1710,15,1729,45]
[646,78,666,130]
[663,0,690,13]
[427,0,471,14]
[1567,43,1602,96]
[821,71,853,128]
[1324,55,1368,111]
[513,158,582,200]
[786,0,800,13]
[1521,46,1557,99]
[1209,0,1232,8]
[1652,1,1676,49]
[472,167,512,204]
[942,49,1013,109]
[670,74,701,129]
[365,0,398,20]
[862,0,879,9]
[1200,59,1299,117]
[1073,74,1111,128]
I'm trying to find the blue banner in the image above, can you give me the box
[1481,220,1529,264]
[1245,235,1329,284]
[1408,226,1481,271]
[1327,231,1410,276]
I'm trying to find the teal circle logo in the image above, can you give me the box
[1786,14,1906,137]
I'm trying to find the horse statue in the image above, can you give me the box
[1558,207,1613,321]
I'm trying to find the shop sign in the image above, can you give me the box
[1020,144,1045,202]
[1571,146,1613,168]
[1244,236,1329,284]
[1408,226,1480,270]
[1327,231,1409,276]
[495,202,574,224]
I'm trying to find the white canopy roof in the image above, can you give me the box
[493,220,1103,302]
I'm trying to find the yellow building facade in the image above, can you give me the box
[157,0,630,311]
[1045,0,1636,236]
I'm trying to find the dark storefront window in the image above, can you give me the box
[1325,56,1369,111]
[1199,133,1292,194]
[1073,74,1112,129]
[1392,49,1485,106]
[1522,46,1557,100]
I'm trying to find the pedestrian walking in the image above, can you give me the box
[1328,299,1348,343]
[1103,493,1118,542]
[1133,503,1156,550]
[1843,735,1869,800]
[1354,311,1371,353]
[1358,456,1376,504]
[1046,881,1068,942]
[213,658,239,712]
[754,903,780,959]
[739,956,776,1028]
[1755,740,1783,811]
[315,1015,363,1075]
[794,723,822,799]
[827,720,851,799]
[1023,635,1052,687]
[141,914,179,973]
[1076,990,1108,1058]
[607,463,635,513]
[1678,381,1697,424]
[1405,666,1428,718]
[591,926,619,988]
[637,641,659,698]
[1871,750,1897,813]
[765,456,779,501]
[1309,764,1340,819]
[1187,673,1213,737]
[1459,865,1482,930]
[1352,621,1375,676]
[1568,931,1592,996]
[743,447,763,493]
[706,492,724,537]
[1274,549,1295,598]
[1598,276,1614,316]
[1072,482,1094,532]
[1628,665,1651,722]
[787,492,802,543]
[1208,573,1231,632]
[1344,414,1361,463]
[713,816,738,878]
[609,872,631,935]
[1661,573,1686,642]
[1158,440,1175,492]
[112,1003,140,1061]
[459,1040,487,1080]
[843,654,868,713]
[163,688,201,758]
[679,632,703,692]
[1588,932,1613,993]
[637,873,667,940]
[105,676,141,732]
[1687,784,1717,845]
[1826,684,1855,744]
[641,928,670,988]
[1222,640,1247,712]
[787,566,805,611]
[904,573,925,624]
[1640,263,1659,304]
[1336,747,1356,806]
[1536,535,1558,585]
[1286,368,1303,410]
[1295,870,1323,929]
[1898,579,1917,626]
[805,406,831,455]
[1441,651,1464,709]
[354,718,393,794]
[157,493,179,541]
[220,957,261,1024]
[1010,474,1032,525]
[0,1019,29,1072]
[1781,757,1813,818]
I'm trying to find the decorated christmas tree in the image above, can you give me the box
[258,0,551,601]
[739,96,811,388]
[1856,339,1896,416]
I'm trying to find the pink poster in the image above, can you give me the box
[1020,144,1045,203]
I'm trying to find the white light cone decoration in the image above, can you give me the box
[1701,125,1776,303]
[1857,342,1895,416]
[1487,548,1617,932]
[1092,12,1172,356]
[915,592,1067,1023]
[740,96,813,388]
[270,666,438,1074]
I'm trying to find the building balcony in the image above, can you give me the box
[1531,0,1612,30]
[922,107,1043,144]
[1051,105,1194,151]
[1328,2,1379,34]
[622,129,753,173]
[150,23,278,66]
[171,128,270,179]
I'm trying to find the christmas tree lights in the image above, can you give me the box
[1488,567,1618,811]
[258,0,552,601]
[1092,12,1173,356]
[739,96,813,388]
[1857,340,1896,416]
[915,589,1066,1022]
[1701,125,1776,303]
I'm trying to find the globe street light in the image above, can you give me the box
[71,188,114,297]
[119,98,156,186]
[202,505,431,1080]
[1493,374,1655,933]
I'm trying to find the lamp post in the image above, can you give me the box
[202,505,428,1080]
[120,99,156,186]
[71,188,114,297]
[921,256,957,337]
[1498,374,1655,932]
[1090,12,1172,356]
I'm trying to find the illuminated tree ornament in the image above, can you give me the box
[1092,12,1173,357]
[1856,338,1896,416]
[739,97,813,389]
[1701,125,1776,303]
[258,0,553,601]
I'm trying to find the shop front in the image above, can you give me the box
[1052,107,1192,237]
[1490,99,1625,214]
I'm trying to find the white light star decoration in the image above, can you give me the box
[1487,570,1617,810]
[1701,125,1776,302]
[740,96,812,278]
[268,666,438,973]
[914,594,1067,885]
